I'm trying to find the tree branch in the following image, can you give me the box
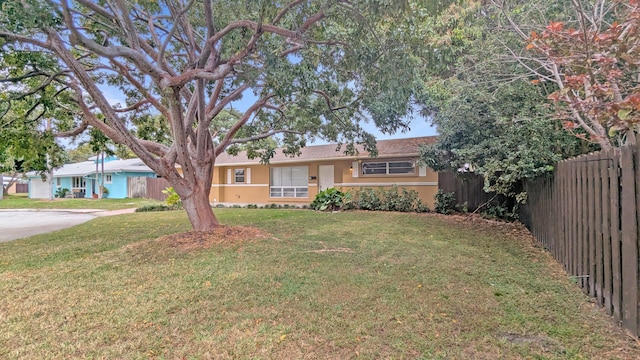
[229,130,303,145]
[214,95,273,156]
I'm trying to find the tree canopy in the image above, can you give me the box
[0,0,454,229]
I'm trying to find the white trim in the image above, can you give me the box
[211,182,436,187]
[351,161,359,178]
[335,182,437,187]
[419,165,427,177]
[246,168,251,184]
[212,184,268,187]
[226,169,232,184]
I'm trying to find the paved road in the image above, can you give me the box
[0,209,135,242]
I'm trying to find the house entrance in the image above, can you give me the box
[318,165,334,192]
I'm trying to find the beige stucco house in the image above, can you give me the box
[211,136,439,207]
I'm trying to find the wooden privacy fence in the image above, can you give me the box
[438,171,496,211]
[127,177,147,198]
[519,145,640,336]
[145,177,170,201]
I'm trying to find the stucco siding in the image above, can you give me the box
[210,157,439,207]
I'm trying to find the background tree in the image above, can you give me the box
[493,0,640,150]
[0,109,66,196]
[419,0,594,210]
[0,0,454,230]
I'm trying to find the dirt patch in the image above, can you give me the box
[500,333,565,354]
[427,213,538,244]
[156,226,271,251]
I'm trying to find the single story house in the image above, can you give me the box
[28,157,157,199]
[211,136,439,207]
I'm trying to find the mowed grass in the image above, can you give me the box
[0,209,638,359]
[0,193,162,210]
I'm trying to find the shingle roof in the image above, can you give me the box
[215,136,437,165]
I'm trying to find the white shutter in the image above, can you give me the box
[246,168,251,184]
[419,165,427,177]
[352,161,359,178]
[226,169,232,184]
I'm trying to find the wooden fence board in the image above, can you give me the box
[560,161,567,267]
[602,149,613,315]
[588,158,596,297]
[636,144,640,334]
[581,158,588,291]
[621,146,639,336]
[594,153,604,307]
[571,160,578,277]
[611,148,622,322]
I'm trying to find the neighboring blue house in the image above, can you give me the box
[28,157,157,199]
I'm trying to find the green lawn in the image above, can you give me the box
[0,209,637,359]
[0,193,162,210]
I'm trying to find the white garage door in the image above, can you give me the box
[30,178,51,198]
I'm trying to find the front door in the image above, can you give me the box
[318,165,334,192]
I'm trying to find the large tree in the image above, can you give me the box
[0,0,445,230]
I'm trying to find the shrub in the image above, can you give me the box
[311,187,346,211]
[356,187,382,211]
[434,189,455,214]
[135,204,182,212]
[55,187,70,198]
[481,202,519,221]
[162,187,182,207]
[346,187,429,213]
[100,186,109,198]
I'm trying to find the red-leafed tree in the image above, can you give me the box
[494,0,640,150]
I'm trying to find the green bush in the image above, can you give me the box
[135,204,182,212]
[161,187,182,207]
[346,187,429,213]
[311,187,346,211]
[356,187,383,211]
[434,189,455,214]
[481,202,519,221]
[55,188,70,198]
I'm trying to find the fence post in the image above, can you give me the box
[620,146,639,336]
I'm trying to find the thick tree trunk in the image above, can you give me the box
[179,185,220,231]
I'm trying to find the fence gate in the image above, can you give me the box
[127,177,147,198]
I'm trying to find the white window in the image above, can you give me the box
[361,160,416,176]
[270,166,308,198]
[104,174,113,184]
[72,176,86,189]
[234,169,245,183]
[56,178,61,186]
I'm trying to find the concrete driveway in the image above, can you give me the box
[0,209,135,242]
